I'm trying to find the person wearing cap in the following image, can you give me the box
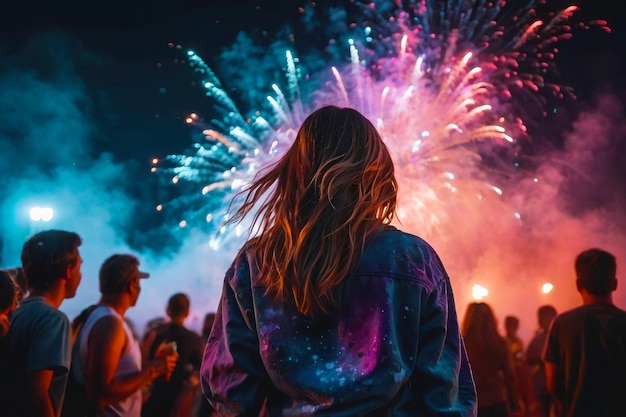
[0,230,83,417]
[67,254,178,417]
[543,248,626,417]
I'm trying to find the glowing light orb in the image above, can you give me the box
[472,284,489,300]
[30,207,54,222]
[541,282,554,294]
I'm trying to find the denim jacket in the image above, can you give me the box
[201,225,477,416]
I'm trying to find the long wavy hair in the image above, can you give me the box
[461,302,507,355]
[228,106,397,317]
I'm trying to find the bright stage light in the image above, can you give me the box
[29,207,54,222]
[542,282,554,294]
[472,284,489,301]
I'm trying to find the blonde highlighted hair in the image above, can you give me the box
[228,106,397,316]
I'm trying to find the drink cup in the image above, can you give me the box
[155,341,177,380]
[156,341,177,356]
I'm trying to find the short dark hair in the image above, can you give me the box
[0,270,19,312]
[575,248,617,296]
[505,315,519,328]
[167,293,190,318]
[99,254,149,295]
[21,230,82,291]
[537,305,557,329]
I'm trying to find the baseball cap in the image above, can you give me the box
[99,254,150,294]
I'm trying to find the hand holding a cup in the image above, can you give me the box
[153,341,179,381]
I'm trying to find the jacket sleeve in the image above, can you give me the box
[200,251,269,416]
[412,272,477,416]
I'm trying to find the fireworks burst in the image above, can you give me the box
[155,0,608,250]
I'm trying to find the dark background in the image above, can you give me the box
[2,0,623,159]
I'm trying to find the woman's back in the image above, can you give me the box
[202,225,476,416]
[464,334,511,407]
[462,302,519,413]
[200,106,476,416]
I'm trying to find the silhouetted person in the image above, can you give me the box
[142,316,167,340]
[197,312,217,417]
[544,248,626,417]
[68,254,177,417]
[201,312,216,343]
[504,315,532,416]
[0,230,83,417]
[504,316,524,363]
[5,267,27,301]
[0,270,20,337]
[142,293,203,417]
[201,106,476,416]
[462,302,520,417]
[526,305,557,417]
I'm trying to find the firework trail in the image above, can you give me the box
[155,0,608,251]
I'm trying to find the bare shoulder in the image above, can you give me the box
[89,314,126,347]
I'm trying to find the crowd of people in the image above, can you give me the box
[0,106,625,417]
[0,231,216,417]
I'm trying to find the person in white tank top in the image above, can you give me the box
[68,254,177,417]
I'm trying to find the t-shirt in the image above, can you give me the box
[141,322,203,417]
[0,297,71,417]
[544,303,626,417]
[526,330,548,396]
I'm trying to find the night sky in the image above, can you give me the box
[1,1,308,159]
[1,0,625,335]
[2,0,624,161]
